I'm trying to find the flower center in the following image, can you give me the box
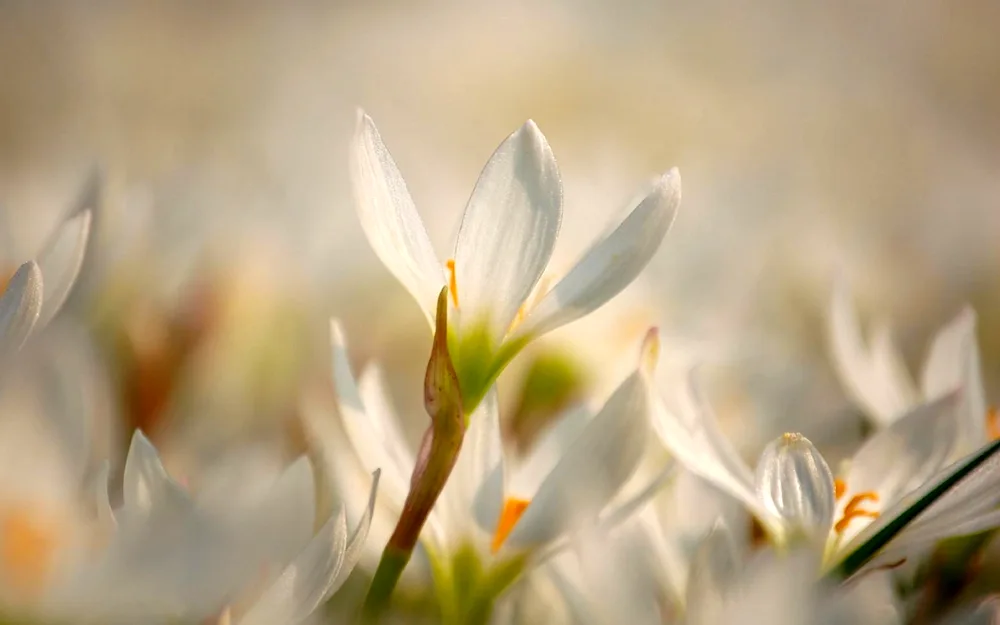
[491,497,531,554]
[0,506,59,596]
[834,491,880,534]
[987,407,1000,441]
[446,259,459,308]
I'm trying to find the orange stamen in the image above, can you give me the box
[0,508,58,595]
[834,478,846,501]
[834,491,880,534]
[987,407,1000,441]
[491,497,530,554]
[446,259,459,308]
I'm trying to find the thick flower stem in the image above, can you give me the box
[362,288,465,622]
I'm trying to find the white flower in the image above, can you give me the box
[350,111,680,411]
[652,368,1000,576]
[304,320,659,613]
[828,284,988,454]
[50,432,378,625]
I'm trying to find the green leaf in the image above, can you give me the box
[829,437,1000,581]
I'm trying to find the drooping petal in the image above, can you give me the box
[684,522,741,625]
[329,320,411,516]
[239,506,349,625]
[842,391,960,510]
[514,169,680,340]
[452,120,562,343]
[0,261,43,352]
[503,366,650,550]
[327,469,380,600]
[755,433,836,543]
[921,307,987,453]
[36,208,92,328]
[828,284,908,426]
[651,369,762,521]
[350,111,443,322]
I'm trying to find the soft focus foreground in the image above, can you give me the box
[2,1,1000,624]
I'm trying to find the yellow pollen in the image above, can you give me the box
[834,478,846,501]
[491,497,530,554]
[834,491,880,534]
[446,259,459,308]
[987,407,1000,441]
[0,507,58,596]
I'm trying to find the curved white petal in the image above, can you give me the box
[440,386,504,549]
[120,430,192,523]
[36,209,92,328]
[684,522,741,625]
[842,391,960,510]
[351,111,443,322]
[329,320,411,515]
[921,307,986,453]
[514,169,680,340]
[328,469,380,600]
[650,370,762,521]
[452,120,562,342]
[870,322,918,415]
[358,365,417,486]
[0,261,43,351]
[504,367,650,550]
[244,457,318,566]
[92,461,116,531]
[828,284,909,426]
[239,506,349,625]
[754,433,836,542]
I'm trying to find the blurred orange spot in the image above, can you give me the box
[834,491,880,534]
[834,478,846,501]
[0,507,58,595]
[446,259,459,308]
[987,407,1000,441]
[491,498,530,554]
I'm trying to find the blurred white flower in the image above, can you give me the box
[46,431,378,625]
[350,111,679,412]
[304,320,659,617]
[829,285,989,455]
[653,368,1000,576]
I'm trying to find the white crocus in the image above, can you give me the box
[51,432,378,625]
[652,369,1000,575]
[829,285,988,454]
[305,320,657,617]
[0,205,92,352]
[351,111,680,412]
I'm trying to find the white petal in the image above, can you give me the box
[358,364,418,486]
[514,169,680,340]
[754,433,836,542]
[843,392,960,508]
[0,261,43,351]
[921,307,986,452]
[244,457,318,566]
[329,320,411,515]
[650,370,762,521]
[504,367,650,550]
[36,209,92,328]
[120,430,192,523]
[350,111,443,322]
[452,120,562,342]
[328,469,380,600]
[828,284,909,426]
[92,461,116,531]
[442,386,504,547]
[684,522,741,625]
[240,506,349,625]
[870,322,919,415]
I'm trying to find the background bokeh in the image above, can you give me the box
[1,0,999,473]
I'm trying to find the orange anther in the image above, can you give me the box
[987,407,1000,441]
[446,259,459,308]
[834,491,880,534]
[834,478,846,501]
[0,508,58,595]
[491,497,531,554]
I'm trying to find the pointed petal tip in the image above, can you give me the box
[329,318,347,346]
